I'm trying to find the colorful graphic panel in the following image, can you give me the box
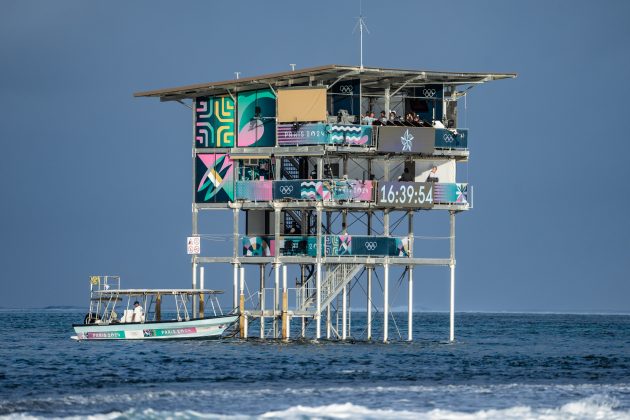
[325,235,352,256]
[242,236,275,256]
[277,123,373,146]
[195,96,235,148]
[195,154,235,203]
[271,180,373,202]
[242,235,411,257]
[434,128,468,149]
[235,181,273,201]
[323,236,410,257]
[434,183,468,204]
[237,89,276,147]
[281,236,317,256]
[377,127,435,154]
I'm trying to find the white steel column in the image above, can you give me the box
[342,285,347,340]
[315,205,322,339]
[316,263,322,339]
[259,264,265,338]
[326,304,331,339]
[367,267,372,340]
[239,266,245,338]
[199,266,205,318]
[232,264,238,310]
[449,211,456,342]
[383,263,389,342]
[408,266,413,341]
[274,263,280,338]
[282,264,288,339]
[192,262,198,318]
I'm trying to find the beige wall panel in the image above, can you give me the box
[277,88,327,123]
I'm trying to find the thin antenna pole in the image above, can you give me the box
[360,16,363,69]
[353,0,369,70]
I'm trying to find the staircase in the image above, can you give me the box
[296,263,364,314]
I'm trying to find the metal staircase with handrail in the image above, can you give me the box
[295,263,364,314]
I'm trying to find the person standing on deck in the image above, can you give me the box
[132,301,144,322]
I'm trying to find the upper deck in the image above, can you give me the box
[136,65,513,211]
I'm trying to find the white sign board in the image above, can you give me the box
[187,236,201,255]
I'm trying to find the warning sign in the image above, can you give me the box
[187,236,200,255]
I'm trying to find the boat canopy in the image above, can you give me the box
[93,289,223,295]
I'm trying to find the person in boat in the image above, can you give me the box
[132,301,144,322]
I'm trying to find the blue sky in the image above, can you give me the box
[1,0,629,312]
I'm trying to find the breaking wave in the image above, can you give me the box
[1,398,629,420]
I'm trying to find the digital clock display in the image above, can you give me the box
[377,182,434,208]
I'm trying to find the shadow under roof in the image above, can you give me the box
[134,64,516,101]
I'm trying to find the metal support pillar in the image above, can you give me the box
[384,85,391,115]
[274,263,280,338]
[239,266,245,338]
[259,264,265,338]
[282,264,288,340]
[408,266,413,341]
[315,205,322,339]
[367,209,372,340]
[199,266,205,318]
[408,211,414,341]
[384,209,390,236]
[192,262,198,318]
[367,267,372,340]
[274,205,281,338]
[342,285,347,340]
[383,262,389,342]
[232,264,238,310]
[326,304,331,339]
[450,211,456,342]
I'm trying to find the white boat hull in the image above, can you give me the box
[73,315,238,340]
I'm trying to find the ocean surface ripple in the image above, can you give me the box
[0,311,629,419]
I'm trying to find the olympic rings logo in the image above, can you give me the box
[443,133,454,143]
[422,88,436,98]
[279,186,294,194]
[365,242,377,251]
[339,85,353,94]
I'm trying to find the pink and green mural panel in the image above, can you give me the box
[433,183,468,204]
[242,236,275,256]
[242,235,409,257]
[277,123,373,146]
[324,236,410,257]
[237,89,276,147]
[235,181,273,201]
[195,154,235,203]
[195,96,235,148]
[272,180,373,201]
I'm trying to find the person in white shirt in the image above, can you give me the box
[132,301,144,322]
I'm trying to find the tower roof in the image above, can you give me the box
[134,64,516,101]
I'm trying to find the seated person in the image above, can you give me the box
[398,167,414,182]
[362,111,376,125]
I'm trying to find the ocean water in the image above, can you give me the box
[0,311,629,419]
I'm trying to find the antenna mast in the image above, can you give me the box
[354,1,369,70]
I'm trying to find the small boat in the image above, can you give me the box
[72,276,237,340]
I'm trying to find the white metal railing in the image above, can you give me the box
[295,263,363,312]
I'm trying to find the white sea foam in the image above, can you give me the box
[2,397,630,420]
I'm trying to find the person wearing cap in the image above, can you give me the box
[132,300,144,322]
[426,164,439,183]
